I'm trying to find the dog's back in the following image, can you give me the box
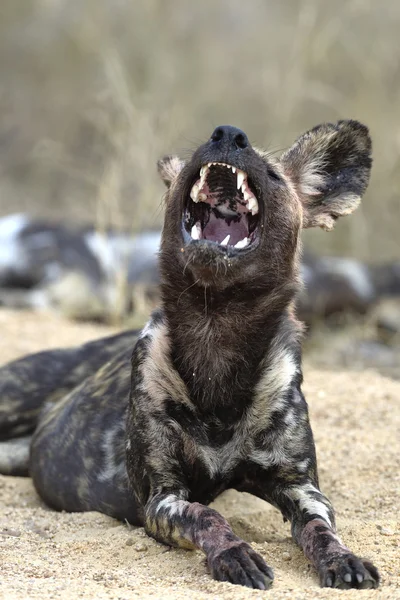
[0,330,137,479]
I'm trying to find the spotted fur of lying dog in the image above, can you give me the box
[0,122,379,590]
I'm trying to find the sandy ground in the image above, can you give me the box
[0,309,399,600]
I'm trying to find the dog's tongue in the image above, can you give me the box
[202,211,249,246]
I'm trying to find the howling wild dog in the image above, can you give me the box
[0,122,379,590]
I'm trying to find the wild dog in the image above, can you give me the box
[0,214,160,320]
[0,122,379,590]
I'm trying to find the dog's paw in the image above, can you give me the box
[321,554,380,589]
[208,543,274,589]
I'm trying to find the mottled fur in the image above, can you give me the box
[0,121,379,590]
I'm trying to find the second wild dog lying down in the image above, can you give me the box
[0,122,379,590]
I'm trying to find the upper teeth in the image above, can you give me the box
[247,197,258,215]
[190,184,199,202]
[207,162,237,172]
[236,170,245,190]
[190,164,259,216]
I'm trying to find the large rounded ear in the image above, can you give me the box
[157,155,185,188]
[281,120,372,231]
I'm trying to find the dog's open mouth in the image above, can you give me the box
[183,163,260,250]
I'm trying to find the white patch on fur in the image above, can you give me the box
[292,389,304,404]
[97,422,126,483]
[250,447,291,469]
[196,441,246,478]
[159,156,185,186]
[0,213,28,272]
[155,494,187,517]
[331,192,360,212]
[287,483,332,527]
[296,458,310,473]
[258,349,297,404]
[284,407,296,426]
[298,159,327,197]
[141,322,191,407]
[139,318,156,340]
[250,345,298,431]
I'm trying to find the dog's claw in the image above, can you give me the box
[321,555,380,589]
[208,543,274,589]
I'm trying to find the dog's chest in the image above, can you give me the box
[185,435,250,504]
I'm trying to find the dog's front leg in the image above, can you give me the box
[254,475,380,589]
[144,491,274,589]
[282,482,379,589]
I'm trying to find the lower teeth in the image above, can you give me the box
[191,223,201,240]
[220,235,230,246]
[189,225,249,249]
[234,237,249,249]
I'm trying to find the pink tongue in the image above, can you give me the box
[202,212,248,245]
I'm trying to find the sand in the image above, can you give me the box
[0,309,399,600]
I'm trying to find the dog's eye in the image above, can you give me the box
[267,168,281,182]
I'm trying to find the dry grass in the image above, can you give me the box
[0,0,400,260]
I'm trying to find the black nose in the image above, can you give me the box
[210,125,249,150]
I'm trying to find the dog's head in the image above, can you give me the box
[158,121,372,291]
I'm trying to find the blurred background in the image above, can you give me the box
[1,0,400,259]
[0,0,400,372]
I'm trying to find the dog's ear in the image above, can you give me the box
[157,155,185,188]
[281,120,372,231]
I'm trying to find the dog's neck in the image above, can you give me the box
[160,275,300,417]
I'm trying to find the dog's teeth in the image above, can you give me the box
[234,237,249,249]
[190,184,199,202]
[232,166,236,173]
[208,163,212,167]
[199,170,208,189]
[200,166,207,177]
[220,235,230,246]
[247,197,259,215]
[191,223,201,240]
[198,193,207,202]
[237,170,245,190]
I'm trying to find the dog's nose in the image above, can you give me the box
[210,126,249,150]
